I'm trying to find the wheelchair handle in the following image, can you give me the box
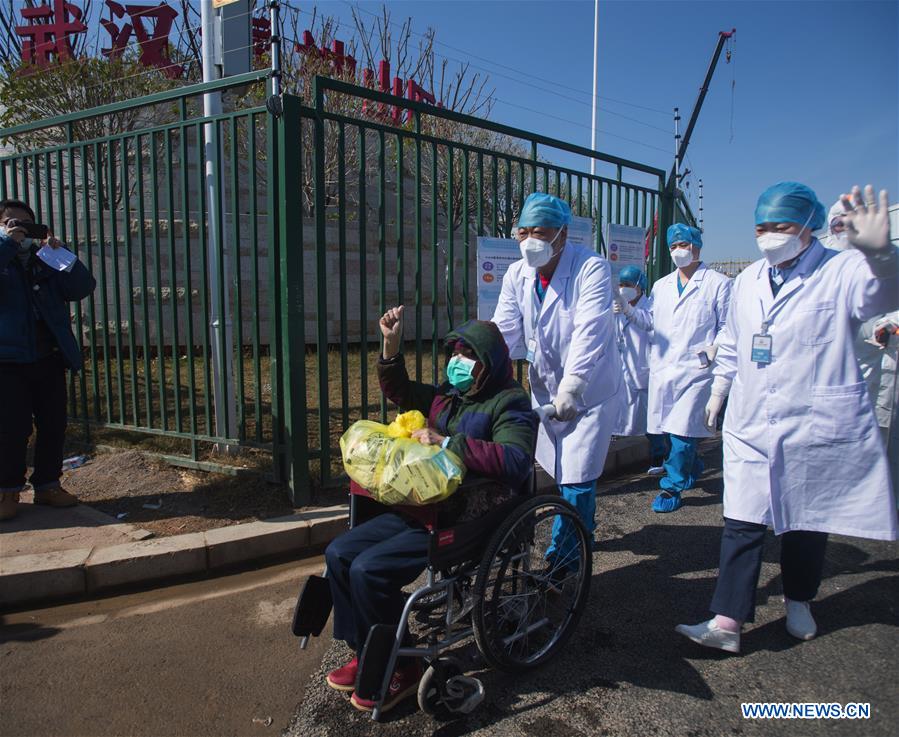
[534,403,556,422]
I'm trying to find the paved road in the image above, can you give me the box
[1,558,328,737]
[287,440,899,737]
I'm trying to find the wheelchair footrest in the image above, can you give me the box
[291,575,332,638]
[356,624,397,701]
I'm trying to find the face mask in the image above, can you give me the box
[823,232,850,251]
[756,232,806,266]
[670,247,695,269]
[1,226,32,252]
[446,355,477,392]
[519,228,563,269]
[756,209,816,266]
[620,286,638,303]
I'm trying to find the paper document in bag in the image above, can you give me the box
[37,246,76,272]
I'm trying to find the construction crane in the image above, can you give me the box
[668,28,736,193]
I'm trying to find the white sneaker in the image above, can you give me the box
[785,598,817,640]
[646,465,665,476]
[675,619,741,654]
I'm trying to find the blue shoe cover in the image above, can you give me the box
[652,491,682,513]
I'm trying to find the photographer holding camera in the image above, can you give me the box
[0,198,96,521]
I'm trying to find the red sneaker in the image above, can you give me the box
[350,661,422,713]
[326,657,358,692]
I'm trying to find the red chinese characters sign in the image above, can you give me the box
[14,3,440,121]
[100,1,180,78]
[16,0,88,67]
[296,30,441,123]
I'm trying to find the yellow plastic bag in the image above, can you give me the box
[378,439,465,505]
[339,418,466,506]
[386,410,426,438]
[339,420,392,491]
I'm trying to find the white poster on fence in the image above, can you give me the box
[566,215,595,249]
[604,223,646,279]
[477,237,520,320]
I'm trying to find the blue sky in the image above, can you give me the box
[314,0,898,260]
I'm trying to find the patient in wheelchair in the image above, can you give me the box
[324,305,537,713]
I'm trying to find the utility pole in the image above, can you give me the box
[590,0,599,180]
[699,178,704,231]
[201,0,238,448]
[673,106,681,194]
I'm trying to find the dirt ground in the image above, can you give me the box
[58,448,345,537]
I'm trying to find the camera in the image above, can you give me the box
[4,219,49,240]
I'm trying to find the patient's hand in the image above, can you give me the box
[411,428,447,446]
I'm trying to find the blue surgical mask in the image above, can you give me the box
[446,355,477,392]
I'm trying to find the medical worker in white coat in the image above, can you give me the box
[493,192,622,565]
[617,224,732,513]
[676,182,898,654]
[612,265,669,469]
[822,198,899,451]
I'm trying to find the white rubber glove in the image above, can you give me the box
[553,375,586,422]
[704,375,731,431]
[612,292,633,316]
[841,185,897,277]
[704,393,726,432]
[842,185,891,253]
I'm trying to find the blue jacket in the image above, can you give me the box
[0,234,96,370]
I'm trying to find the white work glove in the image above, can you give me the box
[553,375,586,422]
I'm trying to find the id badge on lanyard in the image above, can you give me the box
[751,317,773,365]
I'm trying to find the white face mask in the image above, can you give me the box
[519,228,563,268]
[0,225,31,252]
[670,246,695,269]
[823,232,850,251]
[620,286,638,303]
[756,232,805,266]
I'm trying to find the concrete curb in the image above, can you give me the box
[0,506,348,609]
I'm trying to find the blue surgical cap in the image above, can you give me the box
[518,192,572,229]
[667,223,703,248]
[754,181,825,231]
[618,265,646,290]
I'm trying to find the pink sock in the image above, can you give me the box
[713,615,742,633]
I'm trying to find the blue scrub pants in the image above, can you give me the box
[325,512,429,657]
[659,434,704,493]
[647,433,670,465]
[546,480,597,569]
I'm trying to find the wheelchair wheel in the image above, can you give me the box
[472,494,591,672]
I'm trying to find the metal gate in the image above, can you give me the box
[1,72,695,502]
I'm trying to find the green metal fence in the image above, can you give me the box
[1,72,694,502]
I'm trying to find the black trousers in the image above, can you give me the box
[0,353,68,492]
[710,517,828,623]
[325,512,430,658]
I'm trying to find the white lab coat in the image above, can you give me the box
[492,243,623,484]
[714,240,898,540]
[615,294,652,436]
[632,263,732,438]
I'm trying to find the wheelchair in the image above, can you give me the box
[292,471,592,721]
